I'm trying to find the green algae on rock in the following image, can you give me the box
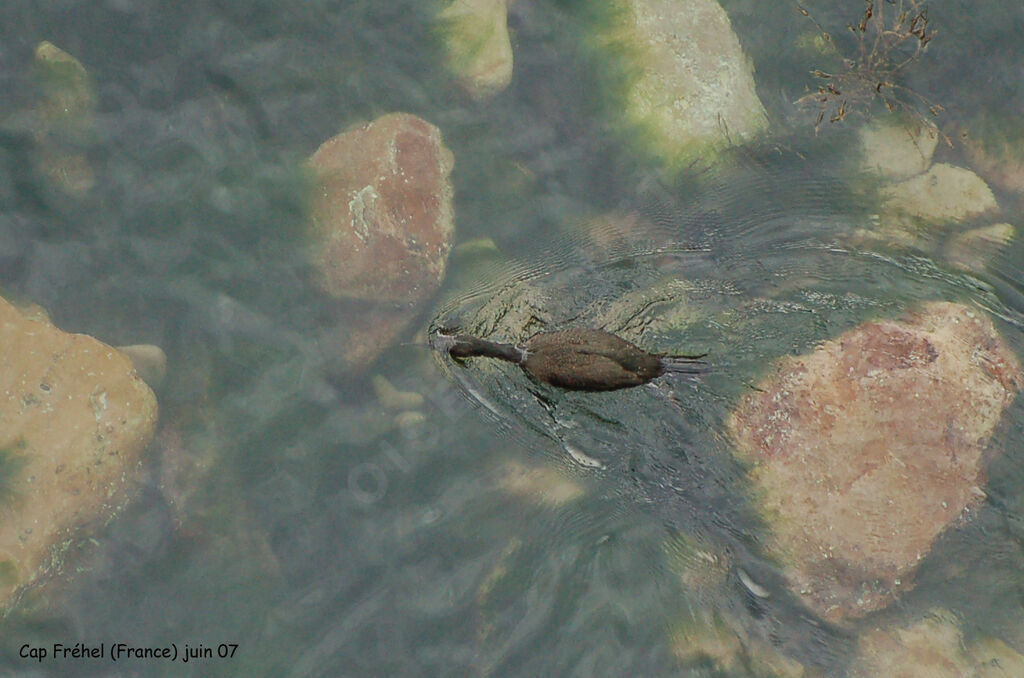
[436,0,514,100]
[33,41,95,135]
[32,41,97,195]
[590,0,769,171]
[728,302,1022,622]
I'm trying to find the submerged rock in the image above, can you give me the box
[308,112,455,304]
[32,41,97,195]
[321,304,414,373]
[943,222,1016,273]
[729,302,1022,621]
[436,0,514,100]
[442,237,504,292]
[116,343,168,390]
[155,422,282,582]
[371,374,425,411]
[664,533,809,677]
[961,114,1024,197]
[856,162,1003,257]
[0,297,158,608]
[857,117,939,181]
[495,459,585,507]
[34,41,94,118]
[850,609,1024,678]
[670,610,807,677]
[881,163,998,224]
[308,113,455,371]
[596,0,768,169]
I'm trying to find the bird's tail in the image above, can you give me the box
[661,354,711,376]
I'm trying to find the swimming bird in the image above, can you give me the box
[432,327,708,391]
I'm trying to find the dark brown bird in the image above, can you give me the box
[433,327,708,391]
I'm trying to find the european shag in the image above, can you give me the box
[433,327,708,391]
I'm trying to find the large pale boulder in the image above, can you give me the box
[729,302,1021,621]
[0,297,157,607]
[600,0,768,169]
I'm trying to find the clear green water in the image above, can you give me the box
[1,1,1023,676]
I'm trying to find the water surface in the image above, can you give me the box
[1,1,1023,676]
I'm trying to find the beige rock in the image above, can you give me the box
[371,374,425,411]
[34,41,95,135]
[35,150,95,196]
[852,611,973,678]
[437,0,514,100]
[670,610,807,677]
[393,410,427,428]
[495,459,584,507]
[308,112,455,304]
[475,536,522,608]
[858,117,939,180]
[670,613,743,672]
[881,163,998,223]
[971,635,1024,677]
[605,0,768,169]
[0,297,157,607]
[10,300,51,323]
[729,302,1022,621]
[851,610,1024,678]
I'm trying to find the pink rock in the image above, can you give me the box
[308,112,455,304]
[728,302,1022,621]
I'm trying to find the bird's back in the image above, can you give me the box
[521,328,663,391]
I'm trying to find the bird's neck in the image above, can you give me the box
[448,335,524,363]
